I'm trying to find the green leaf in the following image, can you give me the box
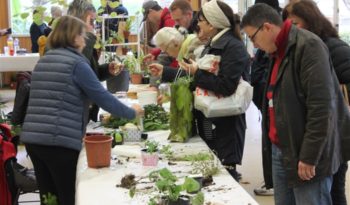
[101,0,107,7]
[129,185,136,198]
[109,1,120,9]
[183,177,200,193]
[110,12,118,17]
[96,16,103,23]
[20,12,29,19]
[44,16,52,24]
[33,13,43,25]
[159,168,177,182]
[98,8,105,15]
[191,192,205,205]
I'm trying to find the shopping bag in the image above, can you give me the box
[194,79,253,118]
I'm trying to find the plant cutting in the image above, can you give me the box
[147,168,204,205]
[190,153,220,187]
[141,140,160,166]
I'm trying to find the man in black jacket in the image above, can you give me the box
[242,4,350,205]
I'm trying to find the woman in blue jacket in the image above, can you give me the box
[21,16,143,205]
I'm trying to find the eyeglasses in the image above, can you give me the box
[249,24,264,43]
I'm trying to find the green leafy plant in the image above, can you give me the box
[168,77,193,142]
[173,152,213,162]
[147,168,204,204]
[123,52,142,74]
[108,31,124,44]
[191,153,220,178]
[16,0,68,26]
[143,104,169,132]
[159,144,174,160]
[43,193,58,205]
[144,140,159,153]
[124,16,136,32]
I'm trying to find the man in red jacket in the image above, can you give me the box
[142,1,176,62]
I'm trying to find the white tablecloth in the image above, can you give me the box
[0,53,40,72]
[75,130,259,205]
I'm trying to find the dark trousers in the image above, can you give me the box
[25,144,79,205]
[331,162,348,205]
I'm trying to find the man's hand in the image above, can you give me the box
[132,104,144,117]
[298,161,316,181]
[148,63,164,77]
[109,62,123,76]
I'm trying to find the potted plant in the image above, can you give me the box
[141,140,159,166]
[123,16,135,40]
[123,51,142,84]
[109,31,124,44]
[147,168,204,205]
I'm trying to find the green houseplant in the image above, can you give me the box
[123,51,142,84]
[123,16,135,40]
[141,140,159,166]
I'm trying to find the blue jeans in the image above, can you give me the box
[271,144,333,205]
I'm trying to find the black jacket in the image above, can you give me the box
[261,26,350,188]
[250,49,270,110]
[194,31,250,165]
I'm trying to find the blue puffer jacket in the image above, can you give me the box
[21,47,135,151]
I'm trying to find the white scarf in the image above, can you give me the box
[202,0,231,29]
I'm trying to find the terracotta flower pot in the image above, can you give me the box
[123,31,130,40]
[130,73,143,84]
[83,135,112,168]
[122,47,128,55]
[141,149,159,166]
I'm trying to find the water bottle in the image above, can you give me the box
[7,35,14,56]
[14,38,19,54]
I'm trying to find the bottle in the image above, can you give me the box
[7,35,14,56]
[14,38,19,55]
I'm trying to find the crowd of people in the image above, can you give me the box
[1,0,350,204]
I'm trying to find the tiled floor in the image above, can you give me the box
[2,88,349,205]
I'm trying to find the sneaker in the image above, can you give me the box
[254,185,274,196]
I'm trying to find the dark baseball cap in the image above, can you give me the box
[142,1,160,21]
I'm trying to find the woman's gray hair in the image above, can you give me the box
[67,0,96,20]
[153,27,185,48]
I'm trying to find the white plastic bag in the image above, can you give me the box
[194,79,253,118]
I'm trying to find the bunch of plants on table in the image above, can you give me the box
[143,104,169,131]
[147,168,204,205]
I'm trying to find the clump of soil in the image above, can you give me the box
[202,175,213,187]
[116,174,136,189]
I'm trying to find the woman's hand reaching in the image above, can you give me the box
[179,59,198,75]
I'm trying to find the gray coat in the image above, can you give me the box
[261,26,350,187]
[21,48,92,151]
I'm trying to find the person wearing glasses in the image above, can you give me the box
[250,0,281,197]
[242,3,350,205]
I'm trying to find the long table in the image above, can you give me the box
[75,129,259,205]
[0,53,40,72]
